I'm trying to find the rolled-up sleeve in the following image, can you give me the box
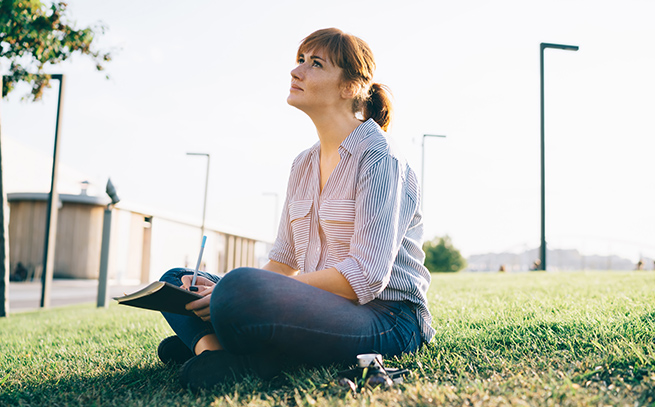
[334,154,408,305]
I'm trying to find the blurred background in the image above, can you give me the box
[3,0,654,280]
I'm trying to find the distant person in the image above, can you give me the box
[636,259,644,271]
[530,259,541,271]
[498,264,506,272]
[156,28,433,390]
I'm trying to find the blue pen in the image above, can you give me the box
[189,236,207,291]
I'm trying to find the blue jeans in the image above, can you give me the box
[160,267,421,370]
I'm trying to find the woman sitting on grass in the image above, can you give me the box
[157,27,435,390]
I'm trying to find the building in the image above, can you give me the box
[4,136,268,284]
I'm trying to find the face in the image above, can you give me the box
[287,48,350,114]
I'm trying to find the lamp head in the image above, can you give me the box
[106,178,120,205]
[541,42,579,51]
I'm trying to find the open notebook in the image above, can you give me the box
[114,281,203,316]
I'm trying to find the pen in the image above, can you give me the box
[189,235,207,292]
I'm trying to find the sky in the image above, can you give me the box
[2,0,654,263]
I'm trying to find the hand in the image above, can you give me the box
[181,274,215,291]
[292,268,358,301]
[181,275,216,321]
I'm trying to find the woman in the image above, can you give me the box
[158,27,435,390]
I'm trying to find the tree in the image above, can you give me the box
[0,0,111,316]
[423,235,467,273]
[1,0,111,100]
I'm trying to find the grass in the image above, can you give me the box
[1,270,654,406]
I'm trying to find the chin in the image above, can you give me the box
[287,95,302,108]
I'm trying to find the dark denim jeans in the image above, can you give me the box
[160,267,421,369]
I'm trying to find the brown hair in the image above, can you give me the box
[297,28,393,131]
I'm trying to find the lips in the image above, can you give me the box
[290,83,303,91]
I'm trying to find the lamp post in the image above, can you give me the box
[421,134,446,210]
[0,75,8,317]
[97,179,120,308]
[540,42,578,271]
[187,152,210,243]
[40,74,65,308]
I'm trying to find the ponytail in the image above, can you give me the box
[365,83,393,132]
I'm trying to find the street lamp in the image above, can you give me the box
[187,152,210,243]
[40,74,65,308]
[540,42,578,271]
[421,134,446,210]
[97,178,120,308]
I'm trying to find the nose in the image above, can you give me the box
[291,64,303,80]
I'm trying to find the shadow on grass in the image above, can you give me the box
[0,361,344,407]
[2,364,174,406]
[0,364,259,406]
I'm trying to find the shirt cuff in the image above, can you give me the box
[268,242,297,271]
[335,257,375,305]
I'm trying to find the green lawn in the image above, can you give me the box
[1,271,654,406]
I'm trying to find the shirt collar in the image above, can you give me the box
[309,118,381,158]
[340,118,380,155]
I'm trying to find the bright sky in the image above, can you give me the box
[2,0,654,261]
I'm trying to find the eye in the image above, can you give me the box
[297,57,305,65]
[312,60,322,68]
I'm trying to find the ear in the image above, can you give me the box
[341,81,360,100]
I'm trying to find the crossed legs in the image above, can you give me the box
[159,267,421,386]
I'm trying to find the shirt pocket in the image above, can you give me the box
[288,199,313,271]
[319,199,356,261]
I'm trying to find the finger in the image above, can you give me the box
[194,275,208,284]
[182,274,214,290]
[192,283,213,291]
[195,276,216,287]
[194,307,211,318]
[185,296,210,311]
[191,310,210,321]
[181,275,192,289]
[198,286,214,297]
[193,306,211,321]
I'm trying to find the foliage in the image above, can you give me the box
[1,271,653,406]
[0,0,111,100]
[423,235,467,272]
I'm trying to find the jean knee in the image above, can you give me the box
[211,268,260,308]
[210,268,269,348]
[221,267,260,284]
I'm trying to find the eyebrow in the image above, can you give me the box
[298,53,327,63]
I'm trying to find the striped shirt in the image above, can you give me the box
[269,118,435,344]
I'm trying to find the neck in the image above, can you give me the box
[309,110,363,155]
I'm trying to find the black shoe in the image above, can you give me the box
[158,335,194,365]
[179,350,280,390]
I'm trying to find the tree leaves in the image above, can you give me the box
[0,0,112,100]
